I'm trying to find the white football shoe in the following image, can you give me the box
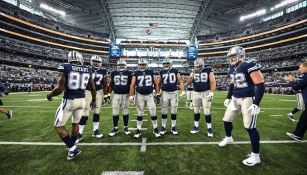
[218,136,234,147]
[242,152,261,166]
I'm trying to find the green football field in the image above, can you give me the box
[0,91,306,175]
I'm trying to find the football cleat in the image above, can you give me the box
[190,126,199,134]
[153,128,161,138]
[92,129,103,138]
[108,127,119,137]
[124,127,131,135]
[160,127,166,135]
[207,128,214,137]
[134,129,142,139]
[67,146,81,160]
[287,113,296,122]
[171,126,178,135]
[286,132,301,142]
[6,110,13,119]
[75,133,83,144]
[218,136,234,147]
[242,152,261,166]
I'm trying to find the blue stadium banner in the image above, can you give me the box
[109,44,121,59]
[187,45,197,60]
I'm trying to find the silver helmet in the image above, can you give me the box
[227,46,245,65]
[138,59,148,72]
[68,51,83,65]
[194,58,204,71]
[162,58,172,70]
[90,55,103,69]
[117,59,127,72]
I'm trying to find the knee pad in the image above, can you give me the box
[171,114,176,120]
[137,116,143,121]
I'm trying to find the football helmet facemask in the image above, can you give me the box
[90,55,103,69]
[68,51,83,65]
[227,46,245,65]
[163,58,172,70]
[117,59,127,72]
[138,59,148,72]
[194,58,204,72]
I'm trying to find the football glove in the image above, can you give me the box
[90,100,96,110]
[206,92,214,101]
[224,99,230,108]
[129,96,135,105]
[155,94,161,104]
[104,95,108,103]
[179,91,186,98]
[46,94,54,101]
[248,104,260,116]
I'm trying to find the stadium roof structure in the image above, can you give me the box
[37,0,279,40]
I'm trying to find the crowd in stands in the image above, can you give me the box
[0,65,57,92]
[197,6,306,42]
[0,50,62,68]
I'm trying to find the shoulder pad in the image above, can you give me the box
[245,59,261,73]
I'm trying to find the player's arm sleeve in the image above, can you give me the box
[226,83,234,99]
[291,78,307,91]
[247,60,262,74]
[57,64,66,73]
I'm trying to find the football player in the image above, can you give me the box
[218,46,264,166]
[108,59,132,136]
[77,55,108,142]
[187,58,216,137]
[288,74,305,121]
[129,59,161,138]
[0,99,12,119]
[47,51,96,160]
[285,62,307,141]
[159,59,185,135]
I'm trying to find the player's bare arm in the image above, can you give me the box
[47,72,66,100]
[129,76,136,103]
[88,78,97,100]
[209,72,216,93]
[102,76,108,95]
[153,74,160,94]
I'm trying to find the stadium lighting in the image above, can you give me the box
[40,3,65,16]
[240,9,266,21]
[270,0,299,11]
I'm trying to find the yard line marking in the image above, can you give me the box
[0,140,306,146]
[140,138,147,152]
[129,128,148,131]
[0,142,141,146]
[270,115,284,116]
[133,114,148,116]
[9,92,48,94]
[279,100,297,102]
[1,106,294,110]
[131,120,148,122]
[101,171,144,175]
